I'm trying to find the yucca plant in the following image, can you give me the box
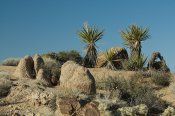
[121,24,150,58]
[78,23,104,68]
[103,49,117,70]
[97,47,128,70]
[123,54,147,71]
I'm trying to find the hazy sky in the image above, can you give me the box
[0,0,175,71]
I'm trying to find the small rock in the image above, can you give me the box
[162,106,175,116]
[117,104,148,116]
[33,54,44,74]
[55,97,81,116]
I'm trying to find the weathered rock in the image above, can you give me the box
[162,106,175,116]
[60,61,96,94]
[78,102,100,116]
[14,56,35,78]
[55,98,100,116]
[33,54,44,74]
[36,69,52,87]
[55,97,81,116]
[117,104,148,116]
[31,90,54,106]
[147,52,170,72]
[59,61,80,83]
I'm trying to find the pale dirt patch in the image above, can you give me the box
[156,74,175,107]
[89,68,135,82]
[0,66,16,75]
[156,87,175,107]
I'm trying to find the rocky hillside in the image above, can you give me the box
[0,55,175,116]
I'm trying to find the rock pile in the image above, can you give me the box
[13,55,54,86]
[55,97,100,116]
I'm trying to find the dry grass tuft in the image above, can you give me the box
[2,58,20,66]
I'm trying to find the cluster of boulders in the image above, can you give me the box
[9,53,173,116]
[14,54,58,86]
[55,97,100,116]
[13,54,58,86]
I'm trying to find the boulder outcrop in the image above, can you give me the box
[59,61,96,94]
[14,56,35,78]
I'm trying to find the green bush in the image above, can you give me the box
[43,58,61,86]
[42,50,82,65]
[2,58,20,66]
[151,72,171,87]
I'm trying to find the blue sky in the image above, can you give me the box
[0,0,175,71]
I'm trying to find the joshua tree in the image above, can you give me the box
[120,24,150,58]
[78,23,104,68]
[103,49,117,70]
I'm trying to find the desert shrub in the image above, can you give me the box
[48,95,57,111]
[0,74,12,98]
[2,58,20,66]
[42,50,82,65]
[96,75,168,115]
[122,54,147,71]
[57,50,82,64]
[123,77,168,115]
[57,87,83,98]
[151,72,171,87]
[99,77,128,91]
[42,58,61,85]
[43,57,61,68]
